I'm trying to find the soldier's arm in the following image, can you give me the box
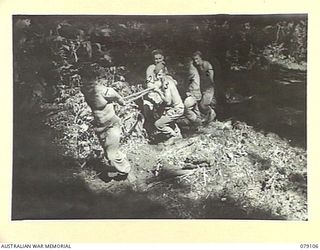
[153,87,166,102]
[189,65,200,84]
[186,65,200,96]
[205,61,215,84]
[146,65,155,81]
[170,82,183,107]
[146,65,159,89]
[104,87,126,105]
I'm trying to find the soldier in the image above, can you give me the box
[153,63,184,144]
[80,66,131,174]
[146,49,168,83]
[184,51,217,125]
[143,49,169,134]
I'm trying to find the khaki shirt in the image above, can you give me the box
[161,76,184,110]
[146,64,169,84]
[145,64,168,105]
[194,60,214,92]
[187,63,202,100]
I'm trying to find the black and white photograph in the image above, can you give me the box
[12,14,307,220]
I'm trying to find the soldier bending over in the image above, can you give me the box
[153,63,184,144]
[80,67,131,174]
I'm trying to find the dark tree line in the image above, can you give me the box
[13,14,307,114]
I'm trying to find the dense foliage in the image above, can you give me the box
[14,15,307,104]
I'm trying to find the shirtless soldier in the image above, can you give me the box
[184,51,217,125]
[80,67,131,174]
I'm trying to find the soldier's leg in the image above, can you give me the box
[184,96,202,125]
[199,88,216,123]
[199,88,213,112]
[154,107,184,137]
[154,115,175,136]
[142,99,155,133]
[101,118,131,174]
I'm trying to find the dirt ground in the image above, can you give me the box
[72,119,307,220]
[12,114,307,220]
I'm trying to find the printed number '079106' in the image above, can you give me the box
[300,244,319,248]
